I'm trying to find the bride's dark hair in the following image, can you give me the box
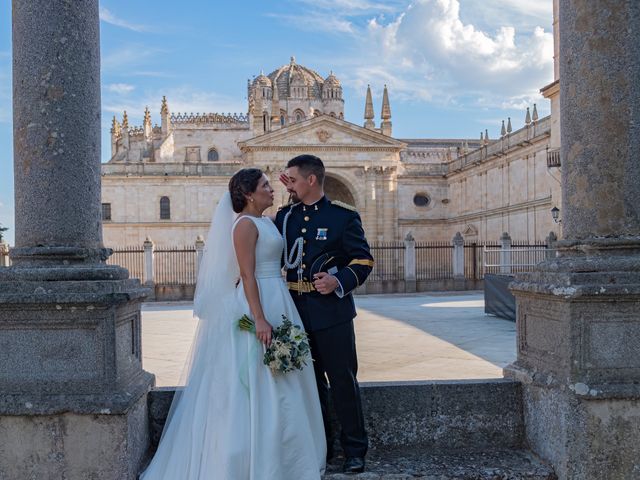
[229,168,264,213]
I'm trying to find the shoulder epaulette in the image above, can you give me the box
[331,200,357,212]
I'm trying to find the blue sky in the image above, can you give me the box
[0,0,553,246]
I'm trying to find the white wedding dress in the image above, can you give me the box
[140,195,326,480]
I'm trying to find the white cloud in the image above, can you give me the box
[267,13,355,34]
[106,83,135,94]
[346,0,553,109]
[99,7,152,33]
[293,0,402,14]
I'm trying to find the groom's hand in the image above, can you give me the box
[313,272,339,295]
[279,172,292,188]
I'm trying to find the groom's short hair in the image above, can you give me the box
[287,155,325,186]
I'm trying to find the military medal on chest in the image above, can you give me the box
[316,228,328,241]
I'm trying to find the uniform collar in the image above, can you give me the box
[302,195,329,212]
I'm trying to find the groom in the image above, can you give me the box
[275,154,374,474]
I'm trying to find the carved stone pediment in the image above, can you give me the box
[239,115,406,151]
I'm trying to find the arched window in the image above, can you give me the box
[263,112,269,132]
[207,148,219,162]
[294,109,305,122]
[329,112,336,118]
[160,196,171,220]
[280,115,286,126]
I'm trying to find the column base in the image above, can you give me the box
[0,268,154,478]
[502,370,640,480]
[0,391,150,480]
[506,238,640,478]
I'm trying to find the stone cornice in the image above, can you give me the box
[442,116,551,178]
[541,79,560,99]
[398,196,553,225]
[242,145,402,152]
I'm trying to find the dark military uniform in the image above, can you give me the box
[275,195,373,459]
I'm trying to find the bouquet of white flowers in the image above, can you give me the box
[238,314,311,374]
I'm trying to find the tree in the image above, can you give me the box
[0,224,8,243]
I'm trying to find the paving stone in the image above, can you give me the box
[323,448,556,479]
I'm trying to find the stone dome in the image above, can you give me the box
[324,72,341,88]
[252,72,272,88]
[267,57,325,99]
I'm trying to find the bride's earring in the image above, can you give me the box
[249,197,254,203]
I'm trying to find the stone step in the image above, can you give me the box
[323,449,556,479]
[148,379,525,453]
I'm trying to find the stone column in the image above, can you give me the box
[0,2,153,479]
[545,231,557,261]
[499,232,512,274]
[451,232,465,290]
[505,1,640,478]
[143,236,155,285]
[403,232,416,293]
[195,235,205,279]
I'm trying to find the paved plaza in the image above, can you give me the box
[142,291,516,386]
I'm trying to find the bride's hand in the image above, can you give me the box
[255,318,272,346]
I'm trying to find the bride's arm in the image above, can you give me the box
[233,218,272,345]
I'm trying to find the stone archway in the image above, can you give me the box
[324,174,355,206]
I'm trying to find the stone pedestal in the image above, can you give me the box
[0,276,154,479]
[404,233,416,293]
[506,253,640,479]
[1,1,154,478]
[505,1,640,478]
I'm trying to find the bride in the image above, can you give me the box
[140,168,326,480]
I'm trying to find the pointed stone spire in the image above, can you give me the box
[110,115,120,135]
[270,82,281,131]
[484,128,489,145]
[501,120,507,137]
[121,111,130,151]
[110,116,120,157]
[525,106,532,125]
[381,85,391,120]
[380,84,392,136]
[507,117,513,134]
[464,140,469,153]
[480,131,484,143]
[161,96,171,135]
[364,84,375,130]
[532,103,539,122]
[143,106,152,139]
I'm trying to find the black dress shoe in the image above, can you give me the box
[342,456,365,474]
[326,447,335,464]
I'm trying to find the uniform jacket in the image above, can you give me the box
[274,196,374,331]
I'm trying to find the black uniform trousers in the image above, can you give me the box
[292,293,368,459]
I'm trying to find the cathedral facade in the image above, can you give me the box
[102,56,560,247]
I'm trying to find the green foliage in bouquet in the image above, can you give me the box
[237,314,311,374]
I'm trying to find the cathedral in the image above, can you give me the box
[102,56,560,247]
